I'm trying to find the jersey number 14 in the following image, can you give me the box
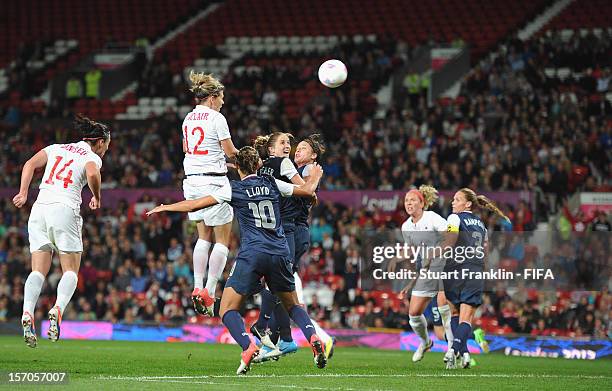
[248,201,276,229]
[45,156,74,188]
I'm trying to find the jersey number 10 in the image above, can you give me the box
[248,201,276,229]
[183,126,209,155]
[45,156,74,188]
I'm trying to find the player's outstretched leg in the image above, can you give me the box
[474,328,489,353]
[410,314,433,362]
[49,270,78,342]
[192,238,211,315]
[21,311,37,348]
[223,310,260,375]
[251,289,277,350]
[288,304,326,368]
[450,321,473,369]
[22,270,45,348]
[438,304,454,362]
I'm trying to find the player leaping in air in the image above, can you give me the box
[181,71,238,317]
[147,146,327,375]
[14,115,110,347]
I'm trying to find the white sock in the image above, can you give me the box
[409,314,429,344]
[193,239,211,290]
[205,243,228,297]
[311,319,332,345]
[23,271,45,316]
[54,271,78,315]
[293,272,304,304]
[438,304,454,349]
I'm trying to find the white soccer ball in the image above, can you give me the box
[318,59,348,88]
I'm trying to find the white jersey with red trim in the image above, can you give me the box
[36,141,102,209]
[182,105,231,175]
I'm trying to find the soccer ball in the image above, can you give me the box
[318,59,348,88]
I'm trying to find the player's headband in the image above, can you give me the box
[408,189,424,204]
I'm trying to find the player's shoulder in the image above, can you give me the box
[401,218,413,231]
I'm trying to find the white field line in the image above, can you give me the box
[97,373,611,381]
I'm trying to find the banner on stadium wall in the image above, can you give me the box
[0,189,532,211]
[38,321,611,359]
[430,48,461,71]
[578,192,612,218]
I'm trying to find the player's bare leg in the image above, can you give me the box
[48,252,81,342]
[408,295,433,362]
[192,222,212,315]
[276,290,326,369]
[220,287,260,375]
[22,251,52,348]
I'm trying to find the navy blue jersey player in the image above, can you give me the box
[147,146,327,375]
[443,188,508,369]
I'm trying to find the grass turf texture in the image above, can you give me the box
[1,336,610,390]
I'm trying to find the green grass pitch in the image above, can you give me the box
[1,336,610,390]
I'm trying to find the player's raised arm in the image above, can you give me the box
[292,163,323,197]
[85,161,102,210]
[147,196,220,215]
[12,149,48,208]
[221,138,239,158]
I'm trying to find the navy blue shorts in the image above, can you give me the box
[225,249,295,296]
[443,264,484,307]
[425,296,442,326]
[292,225,310,273]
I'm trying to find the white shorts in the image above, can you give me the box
[28,202,83,253]
[183,175,233,226]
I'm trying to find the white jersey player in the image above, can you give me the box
[13,115,110,348]
[182,71,238,316]
[399,186,455,363]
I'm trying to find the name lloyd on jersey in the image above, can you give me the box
[60,144,88,156]
[246,186,270,198]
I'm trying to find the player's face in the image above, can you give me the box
[96,137,111,157]
[294,141,314,165]
[404,192,423,216]
[270,134,291,157]
[452,191,471,213]
[210,91,224,111]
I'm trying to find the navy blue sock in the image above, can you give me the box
[222,310,251,351]
[268,312,279,344]
[451,315,459,337]
[256,289,276,330]
[275,303,293,342]
[288,305,315,341]
[452,322,472,354]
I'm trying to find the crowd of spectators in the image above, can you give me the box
[0,189,610,338]
[2,32,610,225]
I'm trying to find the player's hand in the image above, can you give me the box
[89,197,101,210]
[12,192,27,208]
[309,163,324,179]
[146,204,166,216]
[399,284,412,300]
